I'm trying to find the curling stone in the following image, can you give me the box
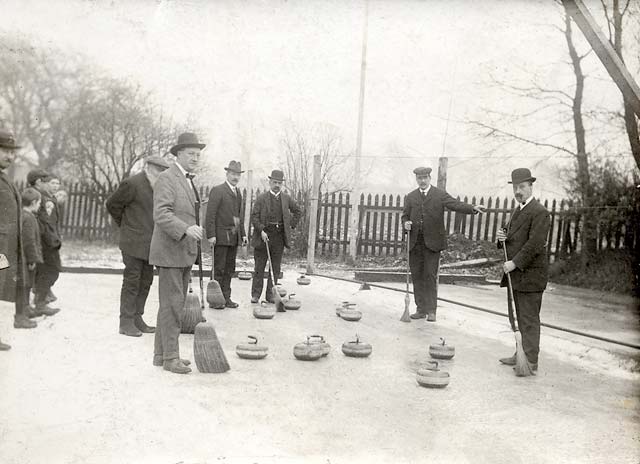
[429,337,455,360]
[416,361,450,389]
[341,334,372,358]
[237,271,252,281]
[308,335,331,357]
[340,304,362,322]
[283,293,302,310]
[296,273,311,285]
[293,336,324,361]
[335,301,350,317]
[236,335,268,359]
[253,301,276,319]
[276,286,287,297]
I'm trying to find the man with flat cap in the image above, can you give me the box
[0,129,36,341]
[107,156,170,337]
[205,160,248,308]
[149,132,206,374]
[497,168,549,374]
[250,169,301,305]
[402,166,485,322]
[27,168,63,316]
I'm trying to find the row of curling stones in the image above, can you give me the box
[416,338,455,388]
[234,335,372,361]
[253,294,302,319]
[335,301,362,322]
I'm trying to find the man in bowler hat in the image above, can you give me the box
[402,166,485,321]
[497,168,550,373]
[0,129,36,345]
[250,170,301,304]
[107,156,170,337]
[205,160,248,308]
[149,132,206,374]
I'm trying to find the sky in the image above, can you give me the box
[1,0,636,200]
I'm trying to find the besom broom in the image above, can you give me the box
[503,245,534,377]
[206,243,226,309]
[265,237,285,312]
[401,228,411,322]
[192,196,229,373]
[181,277,203,334]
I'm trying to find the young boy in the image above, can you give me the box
[21,188,58,317]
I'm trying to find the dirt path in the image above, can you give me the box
[1,272,638,464]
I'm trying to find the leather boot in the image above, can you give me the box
[163,358,191,374]
[134,315,155,333]
[34,303,60,317]
[119,318,142,337]
[0,339,11,351]
[14,314,37,329]
[153,355,191,367]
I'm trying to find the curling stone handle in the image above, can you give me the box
[247,335,258,344]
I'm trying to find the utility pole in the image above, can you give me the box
[348,0,369,263]
[437,157,448,190]
[306,155,322,274]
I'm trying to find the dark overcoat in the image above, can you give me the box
[148,163,198,268]
[0,172,25,302]
[250,191,301,249]
[106,171,155,260]
[205,182,246,246]
[499,199,550,292]
[22,210,43,265]
[401,186,476,252]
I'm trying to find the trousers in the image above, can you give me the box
[251,229,284,299]
[409,234,440,315]
[154,266,190,361]
[213,245,237,301]
[119,252,154,321]
[513,290,543,364]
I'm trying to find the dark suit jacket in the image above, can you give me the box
[499,199,550,292]
[149,164,198,268]
[205,182,246,246]
[401,186,476,252]
[106,171,155,260]
[251,191,301,249]
[0,172,26,303]
[22,210,43,265]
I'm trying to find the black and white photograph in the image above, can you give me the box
[0,0,638,463]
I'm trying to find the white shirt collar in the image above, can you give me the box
[419,185,431,195]
[520,196,534,209]
[270,190,281,197]
[175,162,188,178]
[226,180,237,193]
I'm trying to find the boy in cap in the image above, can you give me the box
[0,129,36,335]
[497,168,550,374]
[28,169,62,315]
[402,166,485,321]
[107,156,170,336]
[249,169,301,305]
[205,160,248,308]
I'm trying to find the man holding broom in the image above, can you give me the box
[107,156,170,337]
[149,132,206,374]
[205,160,248,309]
[402,166,485,322]
[497,168,550,374]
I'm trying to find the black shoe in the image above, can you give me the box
[426,313,436,322]
[34,304,60,317]
[225,300,239,308]
[499,355,517,366]
[14,314,37,329]
[153,355,191,367]
[119,319,142,337]
[250,296,259,304]
[410,312,426,320]
[134,316,155,333]
[163,358,191,374]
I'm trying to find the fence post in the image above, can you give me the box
[306,155,321,274]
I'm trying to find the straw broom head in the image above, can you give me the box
[513,331,534,377]
[194,322,230,373]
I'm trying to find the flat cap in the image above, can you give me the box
[413,167,432,176]
[145,156,170,170]
[27,169,51,186]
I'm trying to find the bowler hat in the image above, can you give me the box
[268,169,285,182]
[0,129,21,150]
[170,132,206,156]
[224,160,244,174]
[413,166,432,177]
[508,168,536,184]
[27,169,51,186]
[145,156,170,170]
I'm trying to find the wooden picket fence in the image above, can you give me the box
[18,182,637,262]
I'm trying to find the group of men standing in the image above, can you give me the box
[2,128,549,377]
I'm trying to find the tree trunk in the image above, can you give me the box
[564,11,597,259]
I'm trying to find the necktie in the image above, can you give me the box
[186,173,200,202]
